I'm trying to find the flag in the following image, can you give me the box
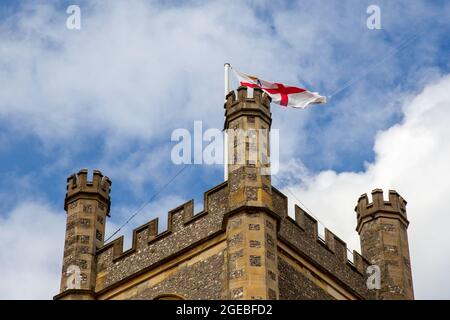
[233,68,326,109]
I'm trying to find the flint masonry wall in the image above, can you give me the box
[278,258,334,300]
[89,182,373,300]
[272,188,375,300]
[130,250,227,300]
[99,239,228,300]
[95,182,229,295]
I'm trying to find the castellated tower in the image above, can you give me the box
[224,86,278,299]
[355,189,414,299]
[54,86,414,300]
[59,169,111,300]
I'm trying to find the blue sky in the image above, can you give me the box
[0,0,449,299]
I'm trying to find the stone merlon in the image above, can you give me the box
[65,169,112,215]
[355,189,408,233]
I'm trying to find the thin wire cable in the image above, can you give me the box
[271,174,355,257]
[328,30,425,99]
[105,85,237,243]
[104,163,190,242]
[104,36,421,249]
[271,174,327,228]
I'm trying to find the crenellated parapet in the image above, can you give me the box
[95,182,229,292]
[291,204,370,276]
[98,200,199,261]
[56,169,383,300]
[355,189,408,233]
[273,187,374,299]
[324,228,348,265]
[94,182,374,298]
[224,86,272,130]
[225,86,272,109]
[65,169,112,215]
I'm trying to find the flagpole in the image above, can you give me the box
[224,63,231,97]
[224,63,231,181]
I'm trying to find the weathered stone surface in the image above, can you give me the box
[356,189,414,300]
[132,251,227,300]
[96,184,229,291]
[278,217,374,299]
[58,169,110,298]
[278,258,333,300]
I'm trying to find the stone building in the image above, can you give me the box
[54,87,414,300]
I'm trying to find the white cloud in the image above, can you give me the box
[0,200,65,299]
[99,144,176,197]
[0,1,301,143]
[1,0,446,186]
[2,1,439,153]
[278,74,450,299]
[105,193,187,250]
[0,194,187,299]
[0,0,449,300]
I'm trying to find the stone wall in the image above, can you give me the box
[271,187,375,299]
[356,189,414,299]
[95,182,229,292]
[129,250,227,300]
[277,216,374,299]
[278,258,333,300]
[92,182,374,300]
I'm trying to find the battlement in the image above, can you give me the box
[225,86,272,109]
[65,169,112,213]
[272,188,373,298]
[355,189,408,232]
[95,182,229,291]
[291,204,369,275]
[224,86,272,129]
[92,181,372,298]
[98,199,201,262]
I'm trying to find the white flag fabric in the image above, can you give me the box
[233,68,326,109]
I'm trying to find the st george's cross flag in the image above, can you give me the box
[233,68,326,109]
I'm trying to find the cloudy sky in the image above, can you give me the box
[0,0,449,299]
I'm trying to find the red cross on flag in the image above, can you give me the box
[233,68,326,109]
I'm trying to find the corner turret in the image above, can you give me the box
[224,86,279,300]
[355,189,414,299]
[56,169,112,300]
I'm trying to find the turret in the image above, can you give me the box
[224,86,279,300]
[56,169,111,300]
[225,86,273,210]
[355,189,414,299]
